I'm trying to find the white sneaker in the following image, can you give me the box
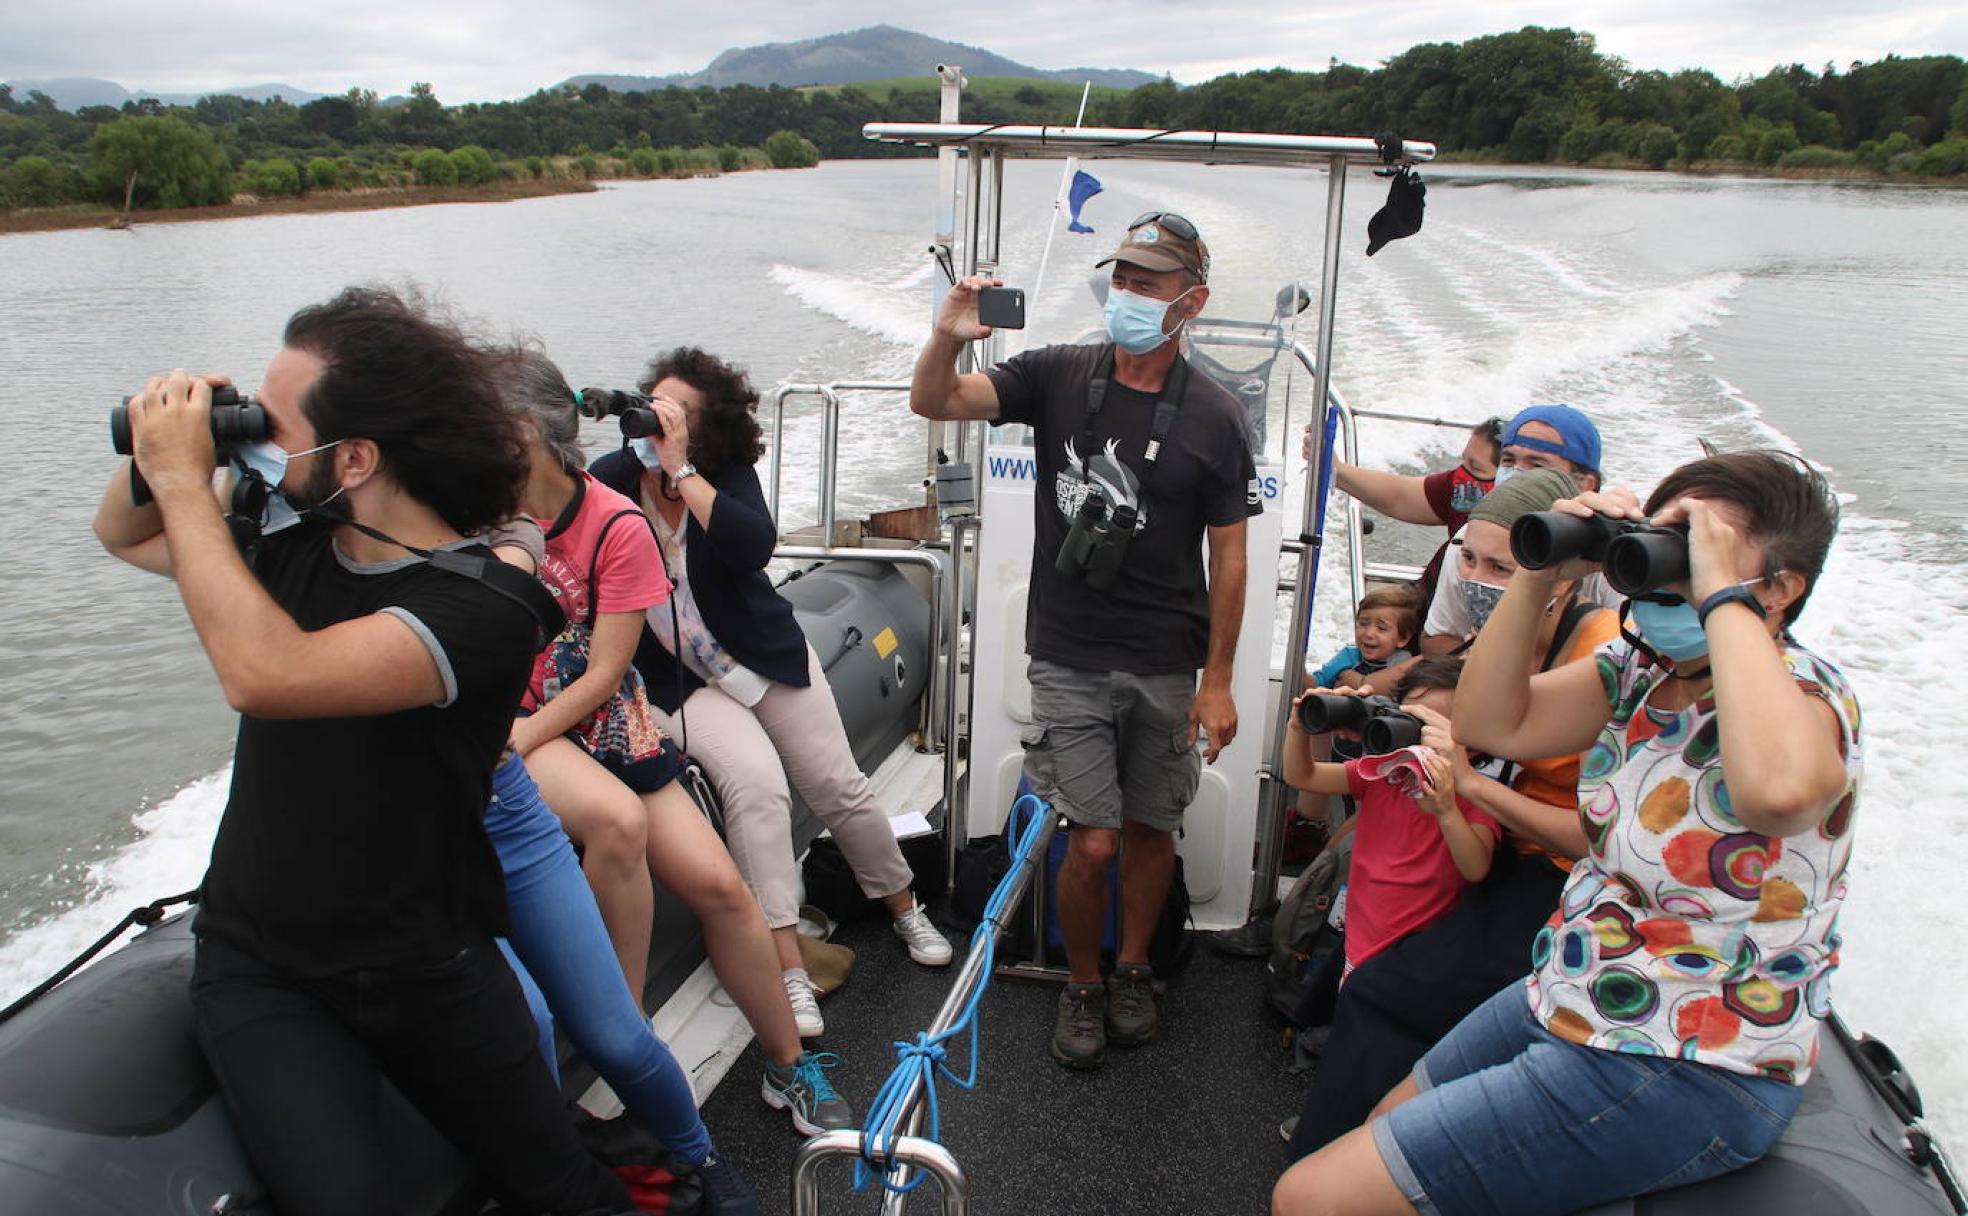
[783,969,825,1038]
[892,902,954,967]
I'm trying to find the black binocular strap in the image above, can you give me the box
[334,515,568,651]
[1081,343,1190,494]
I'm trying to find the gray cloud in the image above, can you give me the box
[4,0,1963,103]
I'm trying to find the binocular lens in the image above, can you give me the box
[1605,531,1690,596]
[1362,714,1422,755]
[1297,693,1366,733]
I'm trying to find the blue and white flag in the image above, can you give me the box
[1066,169,1103,233]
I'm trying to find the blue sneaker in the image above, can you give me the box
[761,1050,855,1135]
[691,1149,762,1216]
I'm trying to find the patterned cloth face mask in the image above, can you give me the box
[1459,578,1507,631]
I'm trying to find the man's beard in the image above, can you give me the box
[286,450,343,515]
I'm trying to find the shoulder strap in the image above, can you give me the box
[333,515,567,651]
[583,507,650,629]
[1539,593,1598,674]
[1079,342,1192,488]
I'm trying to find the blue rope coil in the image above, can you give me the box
[852,795,1051,1194]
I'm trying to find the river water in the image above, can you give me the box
[1,157,1964,1146]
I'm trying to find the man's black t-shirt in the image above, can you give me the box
[988,342,1260,675]
[195,523,537,976]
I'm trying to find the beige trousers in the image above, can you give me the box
[652,644,914,929]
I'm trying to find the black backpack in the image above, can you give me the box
[1264,833,1351,1027]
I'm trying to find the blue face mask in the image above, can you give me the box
[1492,465,1520,486]
[1629,597,1708,662]
[1103,286,1193,355]
[630,437,662,470]
[235,438,341,534]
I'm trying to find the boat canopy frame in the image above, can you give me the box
[863,117,1437,929]
[761,107,1448,1216]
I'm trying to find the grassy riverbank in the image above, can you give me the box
[0,177,601,234]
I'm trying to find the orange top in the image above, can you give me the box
[1509,608,1622,870]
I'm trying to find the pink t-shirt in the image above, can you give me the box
[524,474,671,710]
[1342,758,1498,970]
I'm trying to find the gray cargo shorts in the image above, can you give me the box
[1021,657,1202,833]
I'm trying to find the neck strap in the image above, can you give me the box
[1081,343,1190,483]
[332,511,566,651]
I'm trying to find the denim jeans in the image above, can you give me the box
[488,754,712,1166]
[1373,983,1804,1216]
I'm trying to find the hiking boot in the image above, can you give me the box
[1051,982,1107,1070]
[691,1149,762,1216]
[761,1051,855,1135]
[783,969,825,1038]
[1106,962,1160,1046]
[892,901,954,966]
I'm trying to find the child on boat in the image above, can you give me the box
[1311,585,1420,689]
[1284,657,1499,979]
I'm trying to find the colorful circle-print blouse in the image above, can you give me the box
[1527,636,1862,1083]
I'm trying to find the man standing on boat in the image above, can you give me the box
[911,213,1260,1069]
[93,289,636,1216]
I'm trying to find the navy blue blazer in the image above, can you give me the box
[589,449,810,713]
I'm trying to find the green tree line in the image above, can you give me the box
[4,26,1965,211]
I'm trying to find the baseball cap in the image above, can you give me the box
[1503,404,1601,473]
[1095,212,1211,282]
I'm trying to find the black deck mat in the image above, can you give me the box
[694,909,1307,1215]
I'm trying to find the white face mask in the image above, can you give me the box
[1492,465,1520,487]
[235,439,342,534]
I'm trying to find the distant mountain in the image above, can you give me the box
[562,25,1157,92]
[2,76,326,111]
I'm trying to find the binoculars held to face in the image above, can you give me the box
[109,385,268,458]
[578,387,663,439]
[1509,511,1691,596]
[1297,692,1423,755]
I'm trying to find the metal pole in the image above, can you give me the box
[1250,155,1348,921]
[768,384,794,523]
[927,66,966,494]
[854,809,1060,1199]
[816,387,842,548]
[942,516,978,882]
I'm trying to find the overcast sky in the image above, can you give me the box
[7,0,1965,103]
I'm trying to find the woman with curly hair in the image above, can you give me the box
[590,348,952,1042]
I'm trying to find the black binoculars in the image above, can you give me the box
[1296,692,1423,755]
[109,385,268,458]
[1055,494,1136,591]
[578,387,663,439]
[1509,511,1690,596]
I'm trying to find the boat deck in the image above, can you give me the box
[698,911,1302,1215]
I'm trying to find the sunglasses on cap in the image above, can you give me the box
[1129,211,1200,241]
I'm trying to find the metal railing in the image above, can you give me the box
[764,379,976,884]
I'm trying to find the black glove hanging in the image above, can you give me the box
[1365,166,1426,256]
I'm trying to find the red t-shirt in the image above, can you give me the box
[1342,757,1498,970]
[524,474,672,710]
[1419,467,1494,593]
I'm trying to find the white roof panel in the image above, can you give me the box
[862,123,1436,167]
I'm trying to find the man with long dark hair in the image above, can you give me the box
[93,288,633,1216]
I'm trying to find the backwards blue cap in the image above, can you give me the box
[1502,404,1601,474]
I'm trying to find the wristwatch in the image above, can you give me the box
[671,462,700,484]
[1697,584,1767,629]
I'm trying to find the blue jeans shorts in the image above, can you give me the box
[1372,982,1804,1216]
